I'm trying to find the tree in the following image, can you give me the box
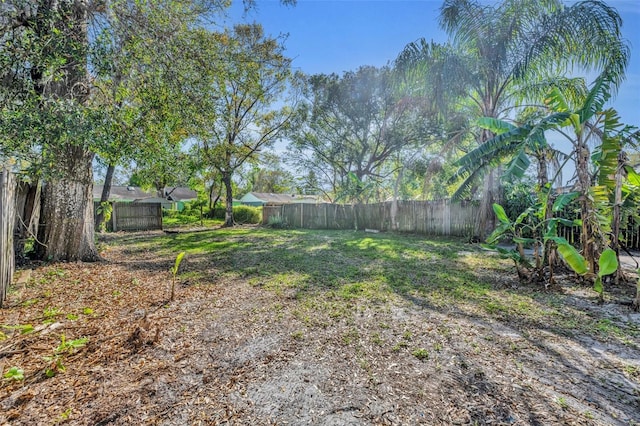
[0,0,232,261]
[397,0,630,238]
[244,152,295,194]
[194,24,299,227]
[289,65,436,203]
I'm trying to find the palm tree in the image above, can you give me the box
[397,0,629,238]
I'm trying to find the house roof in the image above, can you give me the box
[94,185,155,201]
[240,192,322,204]
[163,186,198,201]
[93,185,197,202]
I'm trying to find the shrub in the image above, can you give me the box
[207,205,262,224]
[233,205,262,224]
[267,215,288,229]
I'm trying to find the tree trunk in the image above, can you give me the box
[537,152,558,285]
[576,139,596,273]
[95,163,116,230]
[475,168,500,240]
[208,182,217,210]
[390,165,404,231]
[611,151,626,284]
[222,172,234,227]
[36,147,100,262]
[32,0,99,262]
[0,166,16,307]
[14,180,41,264]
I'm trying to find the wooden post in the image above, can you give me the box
[0,166,16,307]
[111,202,118,232]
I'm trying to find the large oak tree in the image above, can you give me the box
[0,0,228,260]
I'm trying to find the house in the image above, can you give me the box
[93,185,154,202]
[163,186,198,203]
[239,192,322,206]
[93,185,197,211]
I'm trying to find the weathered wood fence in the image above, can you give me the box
[262,200,479,237]
[94,202,163,232]
[0,167,16,307]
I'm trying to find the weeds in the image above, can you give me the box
[556,397,569,409]
[3,366,24,381]
[412,348,429,361]
[44,334,88,378]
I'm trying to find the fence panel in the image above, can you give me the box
[261,200,478,237]
[0,167,16,307]
[95,202,163,232]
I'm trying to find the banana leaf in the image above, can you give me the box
[598,248,618,277]
[492,203,510,225]
[551,239,588,275]
[552,191,579,212]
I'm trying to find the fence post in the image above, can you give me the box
[0,166,16,307]
[111,202,118,232]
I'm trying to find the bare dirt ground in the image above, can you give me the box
[1,230,639,425]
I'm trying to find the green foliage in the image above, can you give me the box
[56,335,89,354]
[2,324,35,335]
[3,367,24,381]
[289,65,436,203]
[212,206,262,224]
[44,334,88,378]
[412,348,429,361]
[194,24,298,226]
[170,251,186,301]
[593,248,618,297]
[502,178,537,222]
[554,240,588,275]
[96,202,113,232]
[267,215,288,229]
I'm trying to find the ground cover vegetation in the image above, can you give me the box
[1,228,639,424]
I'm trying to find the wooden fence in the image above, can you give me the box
[95,202,163,232]
[0,167,16,307]
[262,200,479,237]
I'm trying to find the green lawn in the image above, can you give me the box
[113,227,639,347]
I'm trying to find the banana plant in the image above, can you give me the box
[484,203,534,282]
[485,198,581,285]
[170,251,186,302]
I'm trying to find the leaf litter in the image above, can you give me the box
[0,229,638,425]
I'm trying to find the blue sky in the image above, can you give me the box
[227,0,640,128]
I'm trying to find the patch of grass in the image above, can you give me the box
[43,306,61,320]
[370,332,384,346]
[412,348,429,361]
[623,364,639,379]
[342,329,360,346]
[21,298,39,307]
[392,341,408,352]
[556,397,569,409]
[107,227,640,346]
